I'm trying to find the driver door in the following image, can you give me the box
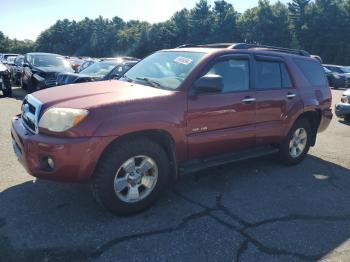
[186,54,256,159]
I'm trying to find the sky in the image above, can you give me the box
[1,0,289,41]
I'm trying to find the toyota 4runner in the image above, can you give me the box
[11,43,333,214]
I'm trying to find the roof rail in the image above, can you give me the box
[176,43,310,57]
[229,43,310,57]
[176,43,233,49]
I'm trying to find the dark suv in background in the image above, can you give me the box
[10,55,24,85]
[21,52,74,92]
[323,64,350,89]
[56,57,139,86]
[11,43,332,214]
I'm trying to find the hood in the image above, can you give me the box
[57,72,101,85]
[32,80,175,110]
[34,66,74,73]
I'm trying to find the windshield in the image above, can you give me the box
[30,55,71,68]
[340,67,350,73]
[123,51,205,90]
[6,56,16,63]
[80,61,118,77]
[323,67,331,73]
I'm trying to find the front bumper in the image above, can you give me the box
[335,103,350,118]
[11,116,117,182]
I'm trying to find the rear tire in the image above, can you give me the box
[279,118,312,165]
[91,138,170,215]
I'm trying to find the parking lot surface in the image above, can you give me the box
[0,87,350,262]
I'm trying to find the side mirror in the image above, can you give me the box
[193,74,223,94]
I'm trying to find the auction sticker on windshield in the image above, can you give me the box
[174,56,193,65]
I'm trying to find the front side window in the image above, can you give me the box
[204,58,250,93]
[123,51,205,90]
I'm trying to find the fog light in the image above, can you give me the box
[47,157,54,169]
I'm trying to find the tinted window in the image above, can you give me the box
[294,58,327,86]
[281,63,293,88]
[256,61,281,89]
[206,58,249,93]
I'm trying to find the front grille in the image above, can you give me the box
[345,78,350,88]
[43,72,58,87]
[21,95,43,134]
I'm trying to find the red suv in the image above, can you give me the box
[11,43,332,214]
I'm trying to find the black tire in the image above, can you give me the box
[3,87,12,97]
[345,115,350,122]
[279,118,312,165]
[27,78,38,93]
[20,77,27,90]
[2,78,12,97]
[91,138,170,215]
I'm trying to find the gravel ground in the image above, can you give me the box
[0,87,349,262]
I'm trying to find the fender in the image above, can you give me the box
[93,108,188,162]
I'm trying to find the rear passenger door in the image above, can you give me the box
[253,55,300,145]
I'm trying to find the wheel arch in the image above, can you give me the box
[294,110,321,146]
[94,129,178,181]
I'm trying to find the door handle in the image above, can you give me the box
[286,93,296,99]
[242,97,256,104]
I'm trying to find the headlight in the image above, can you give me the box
[0,63,7,72]
[341,95,349,104]
[39,108,89,132]
[334,74,341,79]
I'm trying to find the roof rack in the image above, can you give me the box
[176,43,310,57]
[229,43,310,56]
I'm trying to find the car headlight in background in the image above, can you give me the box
[0,63,8,72]
[39,108,89,132]
[341,95,349,104]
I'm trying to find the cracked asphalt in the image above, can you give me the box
[0,87,350,262]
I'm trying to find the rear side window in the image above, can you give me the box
[255,61,293,90]
[294,58,327,86]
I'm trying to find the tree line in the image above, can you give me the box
[1,0,350,65]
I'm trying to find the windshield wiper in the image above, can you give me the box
[121,74,134,83]
[135,77,162,88]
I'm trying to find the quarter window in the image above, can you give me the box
[205,58,250,93]
[294,58,327,86]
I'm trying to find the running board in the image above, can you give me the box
[179,146,279,175]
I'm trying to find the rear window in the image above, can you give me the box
[294,58,327,86]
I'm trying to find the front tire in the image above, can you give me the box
[279,118,312,165]
[91,138,170,215]
[2,77,12,97]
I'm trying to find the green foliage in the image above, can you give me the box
[1,0,350,64]
[0,31,35,54]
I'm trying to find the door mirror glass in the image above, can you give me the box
[193,74,223,94]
